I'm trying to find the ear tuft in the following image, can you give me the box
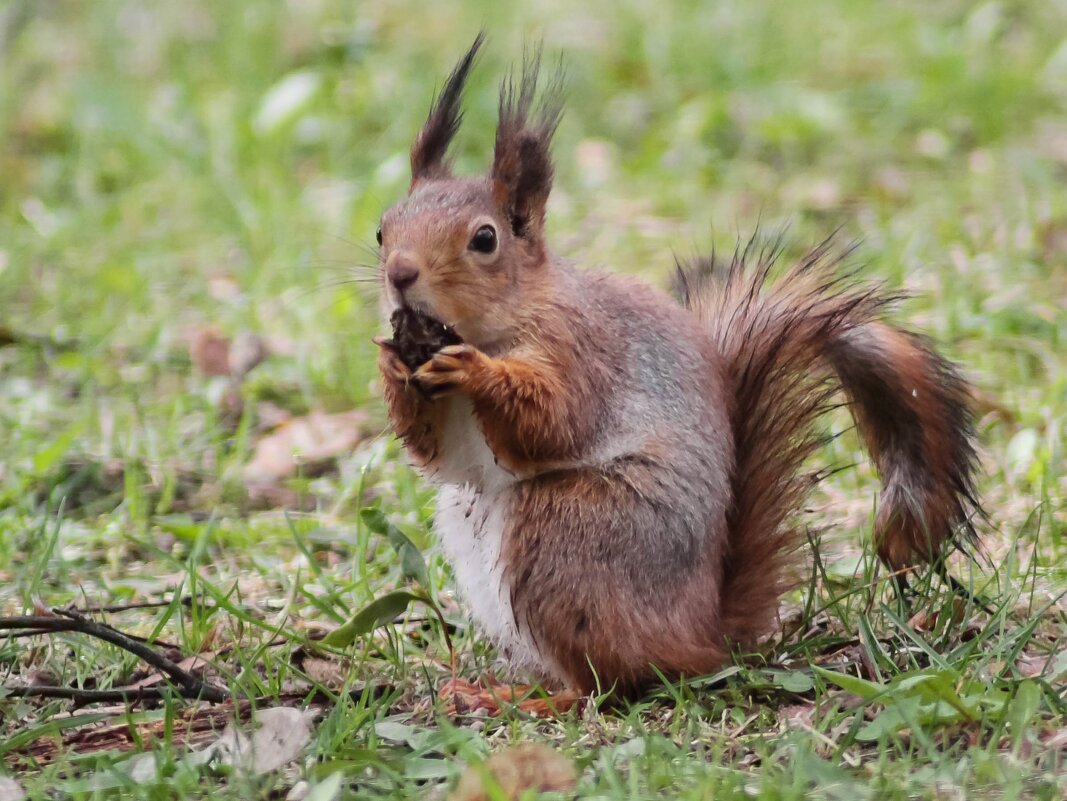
[492,45,564,239]
[410,33,485,186]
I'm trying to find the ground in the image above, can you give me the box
[1,1,1065,799]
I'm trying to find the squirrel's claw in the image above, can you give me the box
[377,343,414,385]
[437,676,580,719]
[414,344,483,395]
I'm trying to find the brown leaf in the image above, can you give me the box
[228,331,269,378]
[906,609,936,632]
[449,743,577,801]
[244,483,308,511]
[256,401,293,430]
[1015,654,1043,679]
[777,703,816,729]
[207,274,242,302]
[243,409,369,484]
[782,174,842,211]
[1014,651,1067,680]
[1042,728,1067,752]
[189,327,232,377]
[189,327,269,379]
[907,598,966,632]
[302,657,349,690]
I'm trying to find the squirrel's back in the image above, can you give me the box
[536,266,733,474]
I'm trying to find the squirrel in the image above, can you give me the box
[373,35,981,698]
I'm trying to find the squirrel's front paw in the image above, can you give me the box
[414,344,487,396]
[374,336,415,386]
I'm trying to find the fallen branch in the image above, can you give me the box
[0,610,228,704]
[2,624,182,650]
[0,685,213,704]
[75,597,197,614]
[0,608,394,711]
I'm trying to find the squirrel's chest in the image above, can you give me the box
[434,484,549,675]
[426,397,515,491]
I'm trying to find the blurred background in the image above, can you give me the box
[1,0,1064,569]
[1,3,1066,795]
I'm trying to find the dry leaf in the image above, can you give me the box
[1014,652,1063,680]
[0,777,25,801]
[188,707,315,776]
[782,174,842,211]
[449,743,577,801]
[228,331,269,378]
[190,327,232,377]
[575,138,616,187]
[777,703,816,729]
[243,409,369,484]
[906,609,936,632]
[189,327,268,379]
[257,401,293,429]
[907,597,966,632]
[1042,728,1067,752]
[288,774,343,801]
[302,657,349,690]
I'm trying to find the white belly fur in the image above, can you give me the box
[424,398,551,676]
[435,484,549,674]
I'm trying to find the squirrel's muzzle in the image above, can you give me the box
[386,251,421,293]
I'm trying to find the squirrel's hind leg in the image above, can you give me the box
[502,459,732,697]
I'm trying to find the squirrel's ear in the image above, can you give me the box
[410,34,484,187]
[491,46,563,239]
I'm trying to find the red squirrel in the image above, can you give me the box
[373,36,980,698]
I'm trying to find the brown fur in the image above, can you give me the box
[492,45,563,243]
[373,40,982,697]
[506,461,729,695]
[410,34,484,185]
[377,344,444,466]
[677,238,980,645]
[826,323,979,567]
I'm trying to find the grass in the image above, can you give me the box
[1,0,1066,798]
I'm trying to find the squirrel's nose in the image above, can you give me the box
[386,255,420,292]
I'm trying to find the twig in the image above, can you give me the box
[74,598,197,614]
[2,682,395,708]
[0,685,212,704]
[0,611,228,703]
[4,621,183,651]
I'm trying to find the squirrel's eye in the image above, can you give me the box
[375,225,383,246]
[469,224,497,254]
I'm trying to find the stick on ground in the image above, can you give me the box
[0,609,229,705]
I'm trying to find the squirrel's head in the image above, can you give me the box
[377,34,563,349]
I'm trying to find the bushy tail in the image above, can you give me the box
[676,237,981,647]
